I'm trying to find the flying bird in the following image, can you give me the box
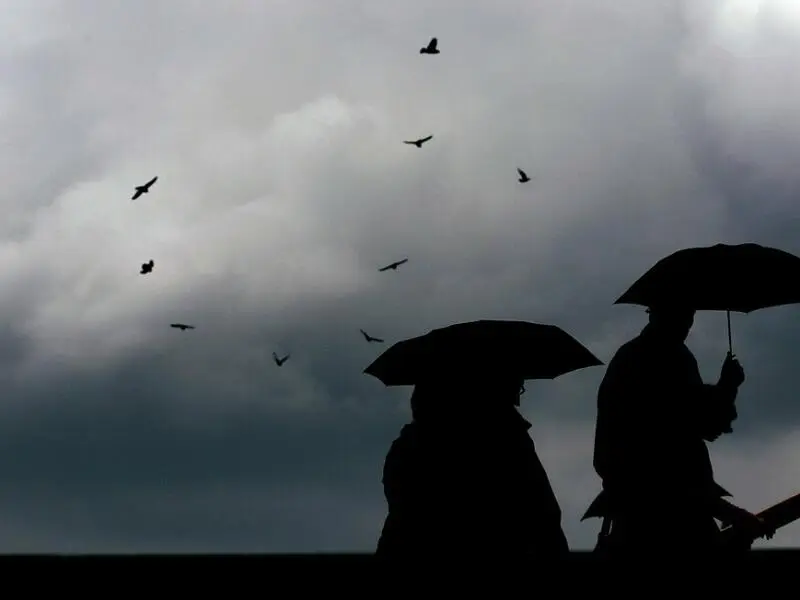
[420,37,439,54]
[360,329,384,343]
[517,168,531,183]
[379,258,408,272]
[170,323,195,331]
[140,260,154,275]
[131,176,158,200]
[404,135,433,148]
[273,352,290,367]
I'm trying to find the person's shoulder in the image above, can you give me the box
[601,335,662,385]
[383,423,420,475]
[678,342,699,362]
[385,422,415,452]
[395,422,420,444]
[614,336,639,354]
[390,421,446,452]
[607,335,645,365]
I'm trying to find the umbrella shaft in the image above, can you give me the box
[727,311,732,355]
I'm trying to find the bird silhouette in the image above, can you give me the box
[517,168,531,183]
[360,329,384,343]
[140,260,154,274]
[379,258,408,272]
[420,37,439,54]
[273,352,290,367]
[132,176,158,200]
[404,135,433,148]
[170,323,195,331]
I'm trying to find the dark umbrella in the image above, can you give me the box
[615,243,800,353]
[363,319,603,386]
[718,491,800,550]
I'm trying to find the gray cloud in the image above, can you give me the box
[0,0,798,552]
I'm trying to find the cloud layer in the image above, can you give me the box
[0,0,798,551]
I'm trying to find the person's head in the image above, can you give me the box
[409,370,525,422]
[646,304,696,342]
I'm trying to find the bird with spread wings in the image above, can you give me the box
[132,176,158,200]
[360,329,384,343]
[420,37,439,54]
[403,135,433,148]
[379,258,408,272]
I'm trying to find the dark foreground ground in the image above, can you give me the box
[3,549,799,586]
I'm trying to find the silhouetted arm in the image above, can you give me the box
[713,378,739,402]
[376,427,419,557]
[683,354,738,439]
[711,496,754,525]
[381,426,418,513]
[592,346,668,490]
[697,383,738,439]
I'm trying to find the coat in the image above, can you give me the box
[376,405,569,561]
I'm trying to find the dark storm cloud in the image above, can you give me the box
[0,344,398,552]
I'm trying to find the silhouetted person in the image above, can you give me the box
[376,371,569,563]
[590,304,770,556]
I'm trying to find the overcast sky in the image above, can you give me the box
[1,0,800,552]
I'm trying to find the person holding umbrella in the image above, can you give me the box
[582,242,799,556]
[586,302,773,556]
[364,319,603,563]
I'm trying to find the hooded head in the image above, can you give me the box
[409,365,525,424]
[645,304,696,343]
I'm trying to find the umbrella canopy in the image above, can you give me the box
[363,319,603,387]
[615,243,800,352]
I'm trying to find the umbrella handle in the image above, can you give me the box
[727,311,732,355]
